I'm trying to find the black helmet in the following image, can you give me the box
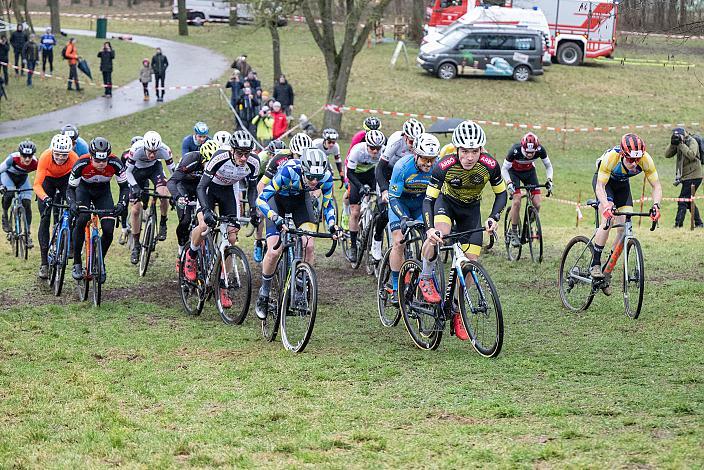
[267,139,286,153]
[89,137,112,160]
[18,140,36,156]
[363,116,381,131]
[60,124,79,141]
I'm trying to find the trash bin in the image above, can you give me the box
[96,16,107,39]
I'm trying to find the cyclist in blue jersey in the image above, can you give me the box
[254,148,342,320]
[387,133,440,303]
[61,124,89,157]
[181,121,210,155]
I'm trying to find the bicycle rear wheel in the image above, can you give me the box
[558,235,595,312]
[261,263,282,342]
[398,259,443,350]
[54,230,69,297]
[504,210,522,261]
[77,255,89,302]
[623,238,645,319]
[280,262,317,353]
[526,206,543,263]
[178,248,205,316]
[459,261,503,358]
[139,216,154,277]
[215,246,252,325]
[91,237,103,307]
[377,248,400,327]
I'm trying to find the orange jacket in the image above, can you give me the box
[33,149,79,200]
[65,42,78,65]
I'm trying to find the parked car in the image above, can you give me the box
[171,0,287,26]
[417,27,544,82]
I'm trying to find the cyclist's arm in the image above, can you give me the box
[320,176,336,227]
[388,164,407,219]
[196,173,214,212]
[375,157,392,192]
[255,178,280,220]
[65,160,84,207]
[346,165,363,189]
[113,159,129,206]
[540,148,554,180]
[32,157,49,201]
[488,163,507,220]
[0,156,11,174]
[422,164,446,229]
[594,180,610,208]
[180,136,191,157]
[332,151,343,178]
[500,158,512,184]
[246,176,258,212]
[125,158,138,187]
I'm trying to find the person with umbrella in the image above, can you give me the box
[65,37,81,92]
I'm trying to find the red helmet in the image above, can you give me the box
[520,132,541,153]
[620,133,646,159]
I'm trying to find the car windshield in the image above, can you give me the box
[437,29,468,47]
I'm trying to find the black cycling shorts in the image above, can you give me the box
[592,173,632,209]
[507,167,541,196]
[265,193,316,238]
[130,164,167,203]
[349,169,376,205]
[199,183,240,219]
[433,193,483,256]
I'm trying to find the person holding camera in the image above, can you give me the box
[251,105,274,146]
[665,127,702,228]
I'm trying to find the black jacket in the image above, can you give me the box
[21,41,39,62]
[0,42,9,62]
[10,30,26,51]
[151,53,168,75]
[97,49,115,72]
[273,82,294,107]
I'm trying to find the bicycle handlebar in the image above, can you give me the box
[272,228,338,257]
[76,207,118,216]
[1,188,33,194]
[604,211,658,232]
[213,215,251,226]
[433,226,498,250]
[514,183,552,198]
[143,191,172,199]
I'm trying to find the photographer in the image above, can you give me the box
[251,105,274,146]
[665,127,702,228]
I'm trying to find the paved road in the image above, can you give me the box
[0,28,229,139]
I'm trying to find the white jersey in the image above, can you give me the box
[347,142,382,174]
[128,143,174,170]
[203,149,260,189]
[312,138,341,159]
[381,131,412,167]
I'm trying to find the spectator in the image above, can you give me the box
[65,37,81,91]
[271,101,288,139]
[151,47,168,102]
[0,36,9,85]
[10,24,26,77]
[138,58,152,101]
[254,88,263,108]
[666,127,703,228]
[225,70,242,109]
[237,86,258,135]
[251,105,274,145]
[273,74,294,116]
[246,70,260,91]
[97,41,115,98]
[40,27,56,74]
[21,34,39,87]
[232,54,252,77]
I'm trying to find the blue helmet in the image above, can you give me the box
[194,121,209,136]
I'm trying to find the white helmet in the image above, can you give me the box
[402,118,425,140]
[51,134,72,153]
[365,129,385,147]
[452,120,486,149]
[413,133,440,158]
[300,148,328,178]
[322,128,339,141]
[213,131,232,147]
[143,131,162,151]
[289,133,312,155]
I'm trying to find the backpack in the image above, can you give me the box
[692,135,704,165]
[61,45,68,60]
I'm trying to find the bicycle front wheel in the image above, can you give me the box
[54,230,70,297]
[623,238,645,319]
[459,261,504,358]
[178,248,205,316]
[215,246,252,325]
[377,248,400,327]
[398,259,442,350]
[8,209,18,257]
[91,237,103,307]
[504,209,522,261]
[558,235,595,312]
[139,217,154,277]
[526,206,543,263]
[280,262,317,353]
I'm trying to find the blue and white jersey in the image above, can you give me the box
[257,159,336,227]
[0,152,38,177]
[74,137,89,157]
[40,33,56,51]
[389,154,433,200]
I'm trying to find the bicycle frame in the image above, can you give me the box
[83,214,102,281]
[49,205,72,263]
[204,216,250,292]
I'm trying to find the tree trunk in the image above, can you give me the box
[679,0,686,28]
[127,0,132,8]
[89,0,93,7]
[49,0,60,34]
[229,0,237,26]
[12,0,24,25]
[668,0,677,29]
[409,0,424,44]
[269,20,282,87]
[178,0,188,35]
[108,0,113,5]
[23,0,33,33]
[160,0,165,7]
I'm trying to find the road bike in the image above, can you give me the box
[178,213,252,325]
[398,228,503,355]
[75,206,117,307]
[504,183,550,263]
[3,188,33,259]
[46,201,72,296]
[559,200,657,319]
[260,217,337,353]
[136,188,172,277]
[342,184,389,275]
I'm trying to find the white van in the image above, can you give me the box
[172,0,230,23]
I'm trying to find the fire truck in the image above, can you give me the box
[426,0,619,65]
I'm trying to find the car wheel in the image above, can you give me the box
[437,62,457,80]
[192,13,205,26]
[513,65,531,82]
[557,42,583,66]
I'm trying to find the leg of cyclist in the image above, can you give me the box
[156,175,170,241]
[508,168,523,247]
[0,172,15,232]
[129,195,144,264]
[71,186,93,280]
[38,176,69,277]
[16,177,34,247]
[348,182,363,260]
[371,201,388,261]
[255,204,284,319]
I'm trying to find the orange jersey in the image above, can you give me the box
[33,149,79,200]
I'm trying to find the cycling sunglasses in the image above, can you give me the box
[417,155,437,164]
[368,145,382,151]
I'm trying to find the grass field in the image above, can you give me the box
[0,19,703,468]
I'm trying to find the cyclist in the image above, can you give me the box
[125,130,174,264]
[254,148,342,320]
[167,139,220,263]
[590,133,662,286]
[387,133,440,303]
[118,136,143,245]
[346,129,386,262]
[34,134,79,279]
[212,130,232,148]
[252,139,289,262]
[66,137,128,281]
[312,128,344,181]
[60,124,89,157]
[182,131,260,308]
[418,121,506,339]
[0,141,38,239]
[502,132,554,247]
[257,139,286,175]
[181,121,210,155]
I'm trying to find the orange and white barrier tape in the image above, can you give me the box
[325,104,702,134]
[546,193,703,220]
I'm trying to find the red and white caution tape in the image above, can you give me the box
[546,193,703,220]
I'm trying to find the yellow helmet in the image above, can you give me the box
[199,140,220,162]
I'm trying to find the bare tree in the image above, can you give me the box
[409,0,423,43]
[301,0,394,129]
[252,0,300,85]
[229,0,238,26]
[49,0,60,34]
[178,0,188,35]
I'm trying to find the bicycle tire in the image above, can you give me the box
[216,245,252,325]
[77,262,89,302]
[280,262,318,353]
[503,209,522,261]
[18,206,28,260]
[377,248,401,327]
[459,261,504,358]
[398,259,443,350]
[623,238,645,319]
[91,237,103,307]
[47,226,59,289]
[351,223,368,270]
[139,216,154,277]
[261,262,282,342]
[558,235,595,312]
[54,229,69,297]
[364,221,378,276]
[178,248,205,316]
[8,208,17,257]
[526,206,543,263]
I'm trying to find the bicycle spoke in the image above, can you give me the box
[559,236,596,312]
[460,262,503,357]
